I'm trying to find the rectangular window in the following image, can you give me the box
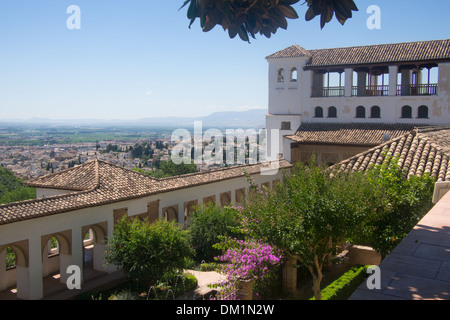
[281,121,291,130]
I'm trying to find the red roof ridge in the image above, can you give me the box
[27,159,100,191]
[335,126,450,181]
[307,38,450,54]
[267,39,450,66]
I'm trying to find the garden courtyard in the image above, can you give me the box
[2,155,448,301]
[66,158,446,300]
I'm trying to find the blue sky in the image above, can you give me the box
[0,0,449,120]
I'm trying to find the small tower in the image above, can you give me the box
[265,45,311,158]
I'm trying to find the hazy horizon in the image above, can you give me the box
[0,108,267,122]
[1,1,449,120]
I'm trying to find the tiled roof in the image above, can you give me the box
[336,126,450,181]
[0,159,292,225]
[265,44,312,59]
[286,123,419,146]
[28,160,99,191]
[266,39,450,67]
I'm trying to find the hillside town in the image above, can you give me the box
[0,133,267,181]
[0,139,172,181]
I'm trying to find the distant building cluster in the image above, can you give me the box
[0,139,172,181]
[0,136,266,181]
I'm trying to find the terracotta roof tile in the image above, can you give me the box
[0,159,292,225]
[28,160,99,191]
[336,126,450,181]
[286,123,419,146]
[267,39,450,67]
[265,44,312,59]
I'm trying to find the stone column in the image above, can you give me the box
[401,69,412,95]
[344,68,353,97]
[282,255,297,294]
[41,239,55,277]
[230,189,236,206]
[0,249,7,291]
[71,226,84,285]
[312,72,324,97]
[17,237,43,300]
[389,65,398,96]
[59,253,73,284]
[357,71,367,96]
[93,241,107,272]
[177,203,184,226]
[236,278,256,300]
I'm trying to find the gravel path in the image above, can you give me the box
[185,269,226,287]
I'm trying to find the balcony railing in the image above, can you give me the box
[311,86,345,98]
[311,83,438,98]
[352,85,389,97]
[397,84,438,96]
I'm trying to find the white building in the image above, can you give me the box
[265,39,450,165]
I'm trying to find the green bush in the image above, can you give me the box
[148,272,198,300]
[310,265,369,300]
[108,290,139,300]
[200,262,222,272]
[187,204,241,263]
[78,273,198,300]
[105,218,193,290]
[160,271,198,295]
[181,273,198,293]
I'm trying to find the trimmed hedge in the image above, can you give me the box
[310,265,369,300]
[180,273,199,294]
[149,272,198,299]
[200,262,222,272]
[78,273,198,300]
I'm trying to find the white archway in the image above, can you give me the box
[82,223,108,276]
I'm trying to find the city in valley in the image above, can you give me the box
[0,124,177,180]
[0,120,266,181]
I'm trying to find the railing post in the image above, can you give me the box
[397,83,438,96]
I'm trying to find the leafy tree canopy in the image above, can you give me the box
[349,155,435,258]
[0,167,36,204]
[0,167,25,197]
[239,160,368,299]
[180,0,358,42]
[187,204,242,262]
[135,159,198,178]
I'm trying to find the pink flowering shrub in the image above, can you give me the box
[209,279,239,300]
[211,237,283,300]
[216,239,282,280]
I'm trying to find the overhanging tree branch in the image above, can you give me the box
[180,0,359,42]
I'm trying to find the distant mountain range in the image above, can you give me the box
[0,109,268,129]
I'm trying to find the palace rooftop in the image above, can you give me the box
[0,159,292,225]
[266,39,450,68]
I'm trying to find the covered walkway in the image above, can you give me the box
[0,268,124,300]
